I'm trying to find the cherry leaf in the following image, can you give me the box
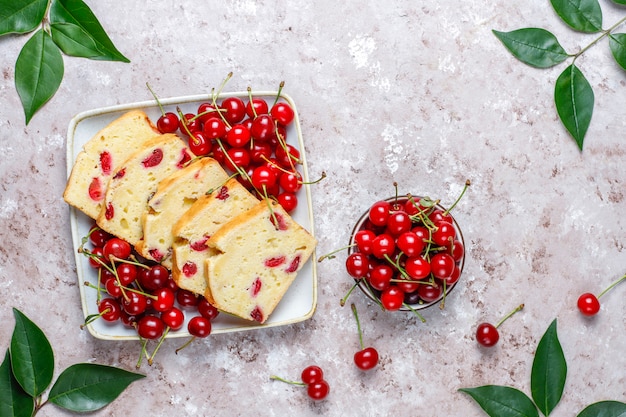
[50,22,103,59]
[612,0,626,4]
[0,0,48,36]
[577,401,626,417]
[554,64,594,150]
[459,385,540,417]
[49,0,130,62]
[492,28,570,68]
[609,33,626,71]
[549,0,603,33]
[0,350,34,417]
[47,364,145,412]
[531,319,567,416]
[9,308,54,398]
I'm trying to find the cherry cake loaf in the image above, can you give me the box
[171,177,259,299]
[135,157,229,268]
[96,133,192,246]
[205,199,317,324]
[63,110,161,219]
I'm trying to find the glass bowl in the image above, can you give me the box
[347,195,465,312]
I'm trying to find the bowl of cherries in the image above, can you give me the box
[344,182,468,315]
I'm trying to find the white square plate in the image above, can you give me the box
[66,92,317,340]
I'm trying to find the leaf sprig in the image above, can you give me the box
[493,0,626,151]
[0,308,144,416]
[460,319,626,417]
[1,0,130,124]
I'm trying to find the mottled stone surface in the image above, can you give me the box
[0,1,624,416]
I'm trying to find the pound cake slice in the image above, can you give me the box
[205,200,317,324]
[135,157,229,268]
[96,133,192,246]
[171,178,259,298]
[64,110,161,219]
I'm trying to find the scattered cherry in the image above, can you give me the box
[351,303,379,371]
[270,366,330,401]
[577,273,625,316]
[476,303,524,347]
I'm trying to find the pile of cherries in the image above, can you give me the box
[82,225,218,365]
[345,185,468,312]
[151,82,305,213]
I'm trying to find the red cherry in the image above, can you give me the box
[221,96,246,124]
[275,144,300,169]
[116,263,137,286]
[301,366,324,385]
[251,165,277,189]
[188,131,212,156]
[250,114,276,141]
[203,117,227,139]
[432,221,456,246]
[396,231,425,257]
[345,252,370,279]
[278,171,302,193]
[89,227,112,247]
[137,315,165,339]
[197,298,220,321]
[161,307,185,330]
[354,229,376,255]
[188,316,212,338]
[152,287,176,312]
[386,210,412,236]
[98,298,121,322]
[270,102,295,125]
[368,201,391,227]
[245,98,269,118]
[122,292,148,316]
[354,347,379,371]
[430,252,455,280]
[380,286,404,311]
[405,255,431,280]
[371,233,395,259]
[417,283,443,302]
[102,237,131,261]
[367,264,394,291]
[226,124,251,148]
[157,112,179,134]
[577,293,600,316]
[307,380,330,401]
[276,192,298,212]
[476,322,499,347]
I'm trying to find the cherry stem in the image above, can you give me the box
[269,375,306,386]
[443,179,471,216]
[148,327,170,365]
[317,243,356,262]
[402,303,427,323]
[145,82,165,116]
[351,303,365,350]
[340,282,359,306]
[495,304,525,329]
[273,81,285,106]
[175,336,197,354]
[597,273,626,299]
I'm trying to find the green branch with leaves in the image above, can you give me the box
[0,0,130,124]
[460,319,626,417]
[0,308,144,417]
[493,0,626,151]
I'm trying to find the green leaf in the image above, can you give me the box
[531,319,567,416]
[9,308,54,398]
[48,363,145,412]
[612,0,626,4]
[609,33,626,71]
[493,28,570,68]
[49,0,130,62]
[50,22,104,58]
[577,401,626,417]
[0,350,34,417]
[459,385,540,417]
[0,0,48,36]
[15,29,64,124]
[554,64,594,150]
[550,0,603,33]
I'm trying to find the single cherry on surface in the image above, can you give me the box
[476,303,524,347]
[351,303,379,371]
[577,273,625,316]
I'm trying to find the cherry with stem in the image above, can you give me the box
[351,303,379,371]
[476,303,524,347]
[577,273,626,316]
